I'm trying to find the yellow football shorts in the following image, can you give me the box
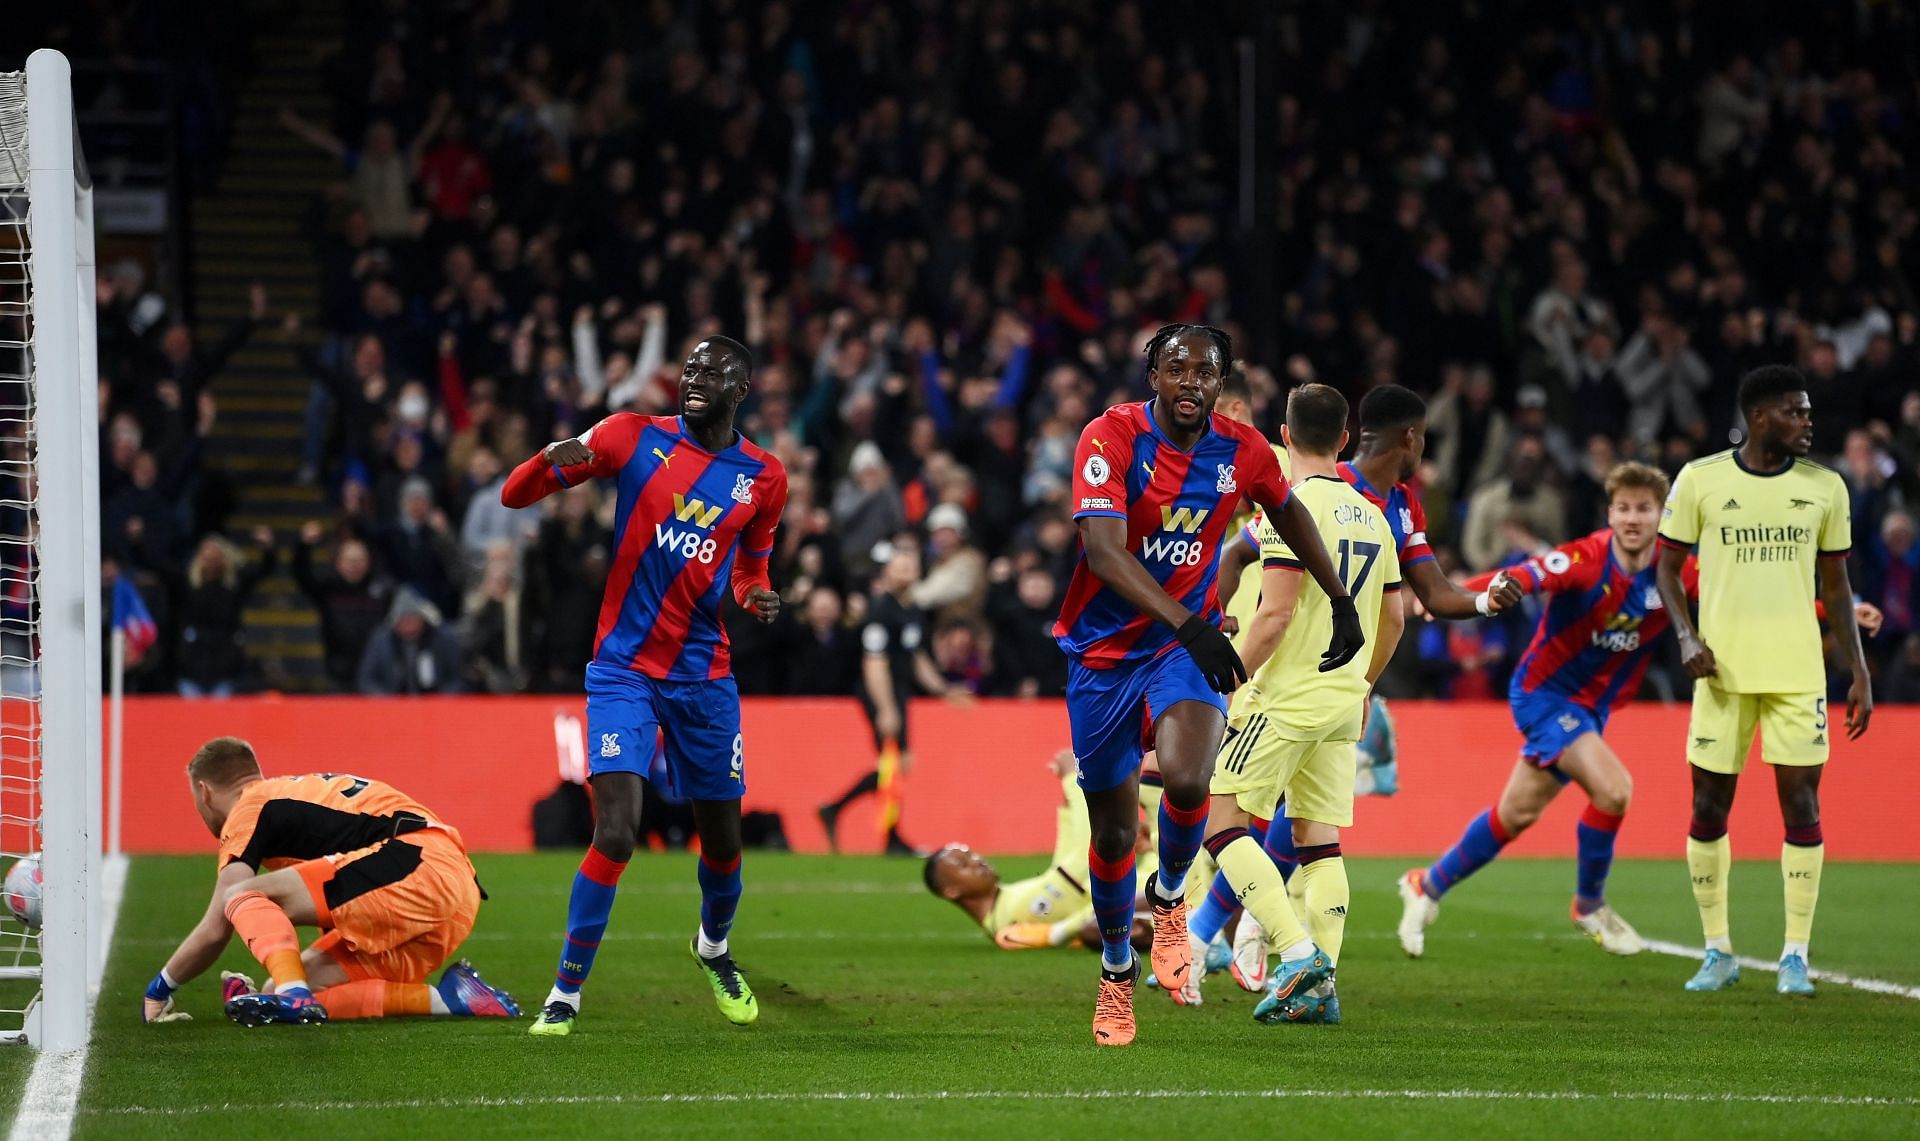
[1210,703,1362,826]
[1685,683,1830,774]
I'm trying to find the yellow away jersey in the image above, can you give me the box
[1658,450,1850,694]
[1240,475,1400,731]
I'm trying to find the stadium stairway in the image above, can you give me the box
[188,4,343,692]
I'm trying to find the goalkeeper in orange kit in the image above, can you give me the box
[141,737,519,1027]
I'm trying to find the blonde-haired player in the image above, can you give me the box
[1175,383,1404,1022]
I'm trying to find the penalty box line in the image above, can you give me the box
[1642,939,1920,1001]
[89,1087,1920,1117]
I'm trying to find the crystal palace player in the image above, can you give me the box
[1058,324,1364,1047]
[502,336,787,1036]
[1399,463,1689,958]
[1657,366,1871,997]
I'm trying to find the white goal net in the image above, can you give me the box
[0,51,101,1052]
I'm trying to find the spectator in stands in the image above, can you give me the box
[832,442,906,580]
[206,0,1920,702]
[987,564,1068,697]
[292,520,391,692]
[1425,364,1508,502]
[378,476,462,616]
[1461,435,1567,572]
[461,542,528,694]
[780,585,860,697]
[1616,311,1711,445]
[910,503,987,627]
[356,586,464,695]
[174,528,277,699]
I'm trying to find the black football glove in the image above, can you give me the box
[1320,595,1365,673]
[1176,614,1247,694]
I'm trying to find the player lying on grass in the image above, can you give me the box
[1396,461,1881,960]
[142,737,519,1027]
[924,750,1155,951]
[1180,384,1405,1024]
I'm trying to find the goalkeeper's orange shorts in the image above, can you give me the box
[294,829,480,984]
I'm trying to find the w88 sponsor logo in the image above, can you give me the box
[1141,535,1206,565]
[656,524,720,564]
[1590,628,1641,652]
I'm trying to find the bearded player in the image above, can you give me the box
[502,335,788,1035]
[1057,323,1364,1047]
[1657,365,1872,996]
[142,737,517,1028]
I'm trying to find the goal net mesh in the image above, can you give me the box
[0,67,46,1045]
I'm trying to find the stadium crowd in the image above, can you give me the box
[92,0,1920,704]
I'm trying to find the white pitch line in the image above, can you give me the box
[1642,938,1920,1001]
[88,1086,1920,1118]
[8,853,129,1141]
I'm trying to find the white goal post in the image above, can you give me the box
[0,48,103,1053]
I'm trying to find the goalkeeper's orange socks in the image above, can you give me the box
[224,889,310,998]
[316,980,446,1019]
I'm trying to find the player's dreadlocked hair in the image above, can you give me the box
[1142,323,1234,375]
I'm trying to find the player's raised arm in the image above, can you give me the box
[501,413,641,508]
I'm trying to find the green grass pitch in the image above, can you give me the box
[7,853,1919,1139]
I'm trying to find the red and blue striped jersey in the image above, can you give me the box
[557,414,788,681]
[1055,403,1291,669]
[1336,462,1435,568]
[1467,530,1700,714]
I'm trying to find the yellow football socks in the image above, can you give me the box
[1215,834,1310,955]
[1781,841,1823,949]
[1687,835,1732,952]
[1298,855,1350,964]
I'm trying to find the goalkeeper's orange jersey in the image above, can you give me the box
[217,774,464,872]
